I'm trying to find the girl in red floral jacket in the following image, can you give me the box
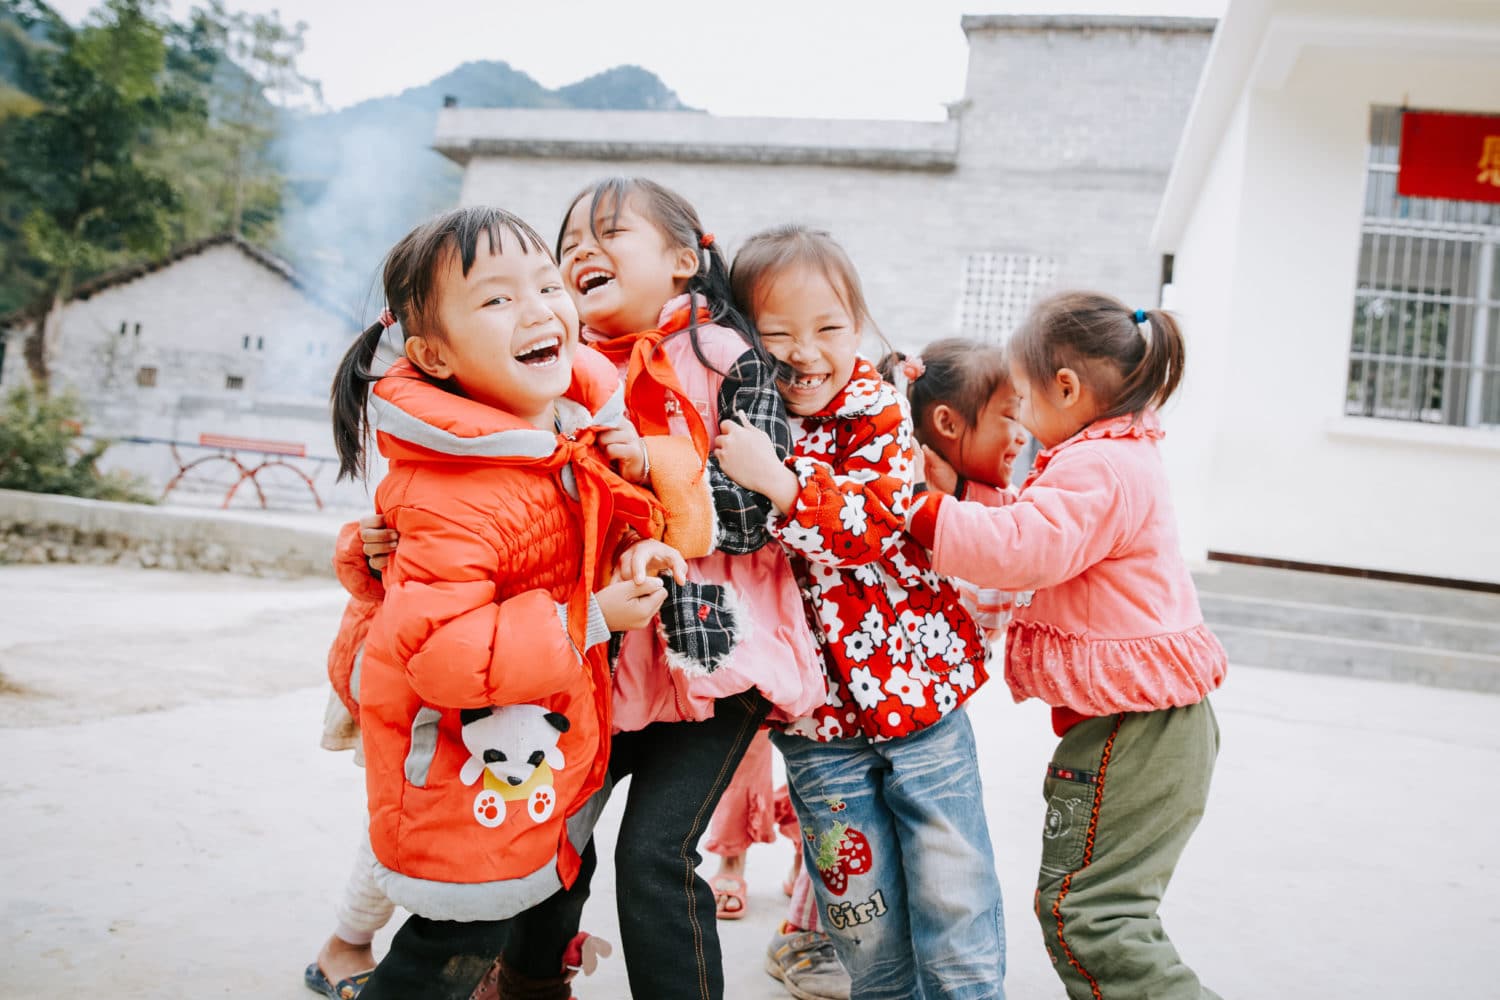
[714,225,1007,1000]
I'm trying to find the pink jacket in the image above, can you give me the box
[909,411,1226,717]
[588,297,825,732]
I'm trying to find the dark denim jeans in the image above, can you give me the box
[608,690,771,1000]
[360,841,597,1000]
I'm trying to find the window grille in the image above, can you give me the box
[226,375,244,390]
[957,253,1058,342]
[136,366,157,388]
[1346,107,1500,427]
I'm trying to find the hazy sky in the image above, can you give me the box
[48,0,1226,119]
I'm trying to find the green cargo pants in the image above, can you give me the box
[1035,698,1221,1000]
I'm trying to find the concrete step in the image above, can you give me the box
[1196,592,1500,655]
[1192,562,1500,693]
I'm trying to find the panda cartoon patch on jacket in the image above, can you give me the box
[460,705,570,827]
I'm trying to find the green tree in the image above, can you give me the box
[0,384,153,501]
[0,2,63,316]
[156,0,319,243]
[0,0,202,385]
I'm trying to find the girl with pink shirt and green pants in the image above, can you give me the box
[910,291,1228,1000]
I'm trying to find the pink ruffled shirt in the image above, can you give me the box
[909,411,1226,720]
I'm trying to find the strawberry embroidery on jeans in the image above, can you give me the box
[814,819,873,897]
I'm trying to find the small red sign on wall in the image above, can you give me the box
[1398,111,1500,205]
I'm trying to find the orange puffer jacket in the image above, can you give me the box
[353,348,662,922]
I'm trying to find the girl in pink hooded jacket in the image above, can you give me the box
[908,290,1228,1000]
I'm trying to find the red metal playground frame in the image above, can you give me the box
[120,433,336,510]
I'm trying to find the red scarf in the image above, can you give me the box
[588,303,713,464]
[546,429,664,653]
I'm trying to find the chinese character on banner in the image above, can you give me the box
[1398,111,1500,205]
[1480,136,1500,187]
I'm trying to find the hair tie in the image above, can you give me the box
[378,307,397,329]
[1134,308,1153,347]
[901,356,926,381]
[700,232,715,249]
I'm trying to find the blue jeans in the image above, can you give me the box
[772,708,1006,1000]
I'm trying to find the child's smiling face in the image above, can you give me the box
[412,229,577,429]
[752,264,862,417]
[557,191,696,337]
[942,385,1028,488]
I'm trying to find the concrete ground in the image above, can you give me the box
[1,563,1496,998]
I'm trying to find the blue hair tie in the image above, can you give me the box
[1133,309,1147,324]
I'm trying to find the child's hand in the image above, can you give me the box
[714,410,799,512]
[598,423,648,484]
[595,577,668,632]
[617,538,688,585]
[921,445,960,497]
[360,512,399,573]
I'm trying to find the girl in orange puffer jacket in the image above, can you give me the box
[360,180,827,1000]
[326,205,683,1000]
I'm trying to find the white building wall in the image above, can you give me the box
[1170,48,1500,583]
[459,155,968,350]
[452,19,1213,356]
[2,244,367,509]
[39,245,351,406]
[1158,98,1250,566]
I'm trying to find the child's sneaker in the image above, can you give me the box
[764,922,850,1000]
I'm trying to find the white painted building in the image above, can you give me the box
[1152,0,1500,585]
[0,235,362,507]
[435,15,1215,354]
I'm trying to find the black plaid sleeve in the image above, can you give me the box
[709,349,792,555]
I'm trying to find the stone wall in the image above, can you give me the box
[0,489,339,578]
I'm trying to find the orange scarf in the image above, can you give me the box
[588,303,714,464]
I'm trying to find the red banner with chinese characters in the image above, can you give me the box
[1398,111,1500,204]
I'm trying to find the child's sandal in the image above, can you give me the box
[712,873,749,920]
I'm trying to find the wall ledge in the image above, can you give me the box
[1325,416,1500,455]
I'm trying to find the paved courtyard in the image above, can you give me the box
[1,563,1496,998]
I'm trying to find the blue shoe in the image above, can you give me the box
[304,961,374,1000]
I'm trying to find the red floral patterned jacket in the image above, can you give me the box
[771,358,991,743]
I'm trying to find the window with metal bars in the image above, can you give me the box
[1347,107,1500,427]
[957,253,1058,343]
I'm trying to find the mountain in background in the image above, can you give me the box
[274,61,695,312]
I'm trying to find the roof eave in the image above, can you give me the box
[961,14,1218,35]
[1151,0,1500,252]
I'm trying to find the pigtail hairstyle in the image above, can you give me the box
[557,176,765,375]
[876,338,1010,445]
[331,317,391,481]
[1009,290,1185,422]
[1115,306,1185,418]
[330,206,553,481]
